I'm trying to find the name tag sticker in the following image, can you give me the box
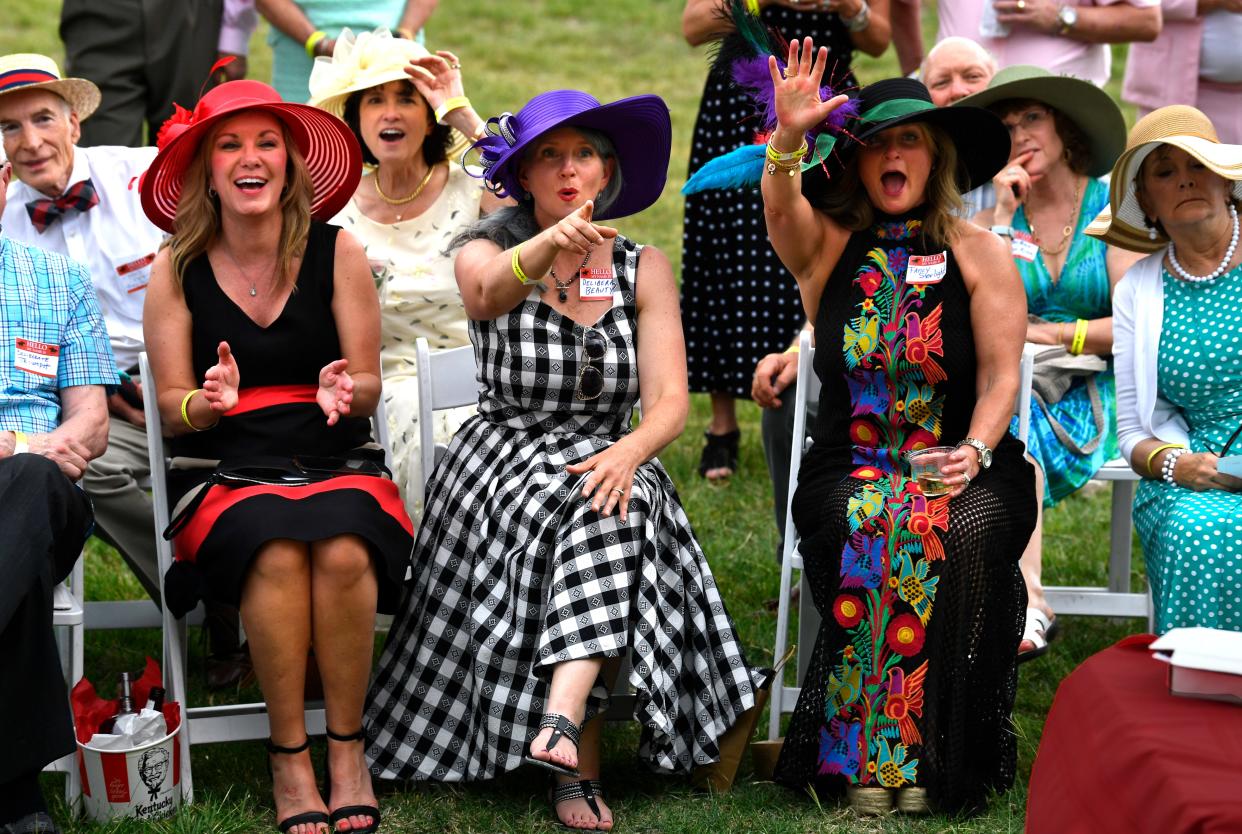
[579,267,616,300]
[15,338,60,378]
[1010,231,1039,262]
[115,252,155,294]
[906,252,947,285]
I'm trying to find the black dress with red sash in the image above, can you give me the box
[163,222,412,617]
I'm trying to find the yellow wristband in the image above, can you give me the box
[745,0,761,14]
[180,389,210,431]
[1069,318,1088,356]
[1144,443,1184,477]
[512,244,532,285]
[12,430,29,455]
[434,96,470,124]
[304,30,328,58]
[784,345,800,354]
[394,26,416,40]
[766,138,809,163]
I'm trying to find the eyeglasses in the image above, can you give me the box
[575,328,607,401]
[1001,107,1051,136]
[1217,422,1242,458]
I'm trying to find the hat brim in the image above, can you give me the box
[809,105,1011,199]
[954,75,1126,178]
[0,77,100,121]
[484,95,672,221]
[1086,135,1242,253]
[141,101,362,234]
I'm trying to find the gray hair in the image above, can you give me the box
[451,126,624,252]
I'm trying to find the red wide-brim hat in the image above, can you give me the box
[140,80,361,234]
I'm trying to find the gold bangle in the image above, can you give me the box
[1069,318,1088,356]
[512,244,532,284]
[1144,443,1184,477]
[435,96,470,124]
[304,30,328,58]
[745,0,761,14]
[180,389,210,431]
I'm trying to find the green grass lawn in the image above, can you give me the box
[10,2,1149,831]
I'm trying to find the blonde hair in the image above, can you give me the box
[169,117,313,288]
[815,122,965,247]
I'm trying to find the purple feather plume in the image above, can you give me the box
[730,56,859,139]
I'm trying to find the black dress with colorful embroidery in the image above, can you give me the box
[773,210,1037,815]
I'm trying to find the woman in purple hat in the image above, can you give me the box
[364,90,762,830]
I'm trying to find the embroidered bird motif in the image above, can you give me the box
[847,486,886,533]
[842,314,880,370]
[883,661,928,747]
[903,305,946,384]
[826,661,864,712]
[896,550,939,625]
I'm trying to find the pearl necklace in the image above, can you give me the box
[1167,203,1239,284]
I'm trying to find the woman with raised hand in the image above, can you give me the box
[964,66,1141,662]
[142,80,413,834]
[309,28,504,518]
[1088,105,1242,634]
[365,90,761,831]
[759,39,1036,815]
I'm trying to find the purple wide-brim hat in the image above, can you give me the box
[470,90,671,221]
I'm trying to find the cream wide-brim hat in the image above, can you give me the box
[307,28,470,163]
[1085,105,1242,253]
[0,53,100,120]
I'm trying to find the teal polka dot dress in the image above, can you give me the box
[1133,263,1242,634]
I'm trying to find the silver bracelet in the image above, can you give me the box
[1161,447,1188,485]
[843,0,871,32]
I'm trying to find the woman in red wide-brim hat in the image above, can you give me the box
[142,80,410,834]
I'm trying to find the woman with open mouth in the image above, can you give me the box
[310,28,505,520]
[755,41,1037,816]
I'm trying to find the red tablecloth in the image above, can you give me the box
[1027,635,1242,834]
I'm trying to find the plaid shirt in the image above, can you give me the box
[0,235,116,434]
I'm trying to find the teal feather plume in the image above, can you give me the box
[681,144,766,194]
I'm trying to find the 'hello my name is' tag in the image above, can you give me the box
[906,252,947,285]
[1010,231,1038,262]
[579,267,616,299]
[14,338,60,378]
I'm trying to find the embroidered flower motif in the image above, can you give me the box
[861,298,875,312]
[888,576,899,590]
[834,594,865,628]
[843,644,856,660]
[894,400,905,413]
[900,429,939,455]
[886,614,925,657]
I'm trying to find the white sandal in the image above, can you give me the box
[1018,607,1059,663]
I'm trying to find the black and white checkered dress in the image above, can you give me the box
[364,236,760,782]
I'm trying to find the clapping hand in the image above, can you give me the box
[202,341,240,414]
[768,37,850,138]
[547,201,617,257]
[317,358,354,426]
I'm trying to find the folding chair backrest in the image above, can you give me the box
[414,337,478,488]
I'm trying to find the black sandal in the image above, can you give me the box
[698,429,740,480]
[265,738,330,834]
[323,727,381,834]
[550,779,608,831]
[523,713,582,778]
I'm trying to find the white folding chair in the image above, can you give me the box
[46,559,85,809]
[1014,347,1150,621]
[768,329,822,740]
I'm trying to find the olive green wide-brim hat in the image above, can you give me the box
[1085,104,1242,253]
[954,65,1126,178]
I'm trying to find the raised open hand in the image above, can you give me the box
[768,37,850,138]
[546,201,618,256]
[317,358,354,426]
[202,341,240,414]
[405,50,466,113]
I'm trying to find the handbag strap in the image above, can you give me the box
[1031,374,1106,457]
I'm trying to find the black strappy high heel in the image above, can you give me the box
[266,738,330,834]
[322,727,381,834]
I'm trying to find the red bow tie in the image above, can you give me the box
[26,179,99,233]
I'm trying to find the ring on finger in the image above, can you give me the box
[449,61,462,69]
[611,487,624,496]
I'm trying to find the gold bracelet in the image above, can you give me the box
[1144,443,1184,477]
[1069,318,1088,356]
[180,388,210,431]
[304,30,328,58]
[512,244,533,284]
[435,96,470,124]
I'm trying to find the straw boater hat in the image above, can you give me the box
[140,80,362,234]
[0,53,100,119]
[1085,105,1242,253]
[306,27,470,161]
[471,89,672,221]
[955,65,1126,178]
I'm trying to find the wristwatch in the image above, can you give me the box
[1056,4,1078,35]
[956,437,993,469]
[843,0,872,33]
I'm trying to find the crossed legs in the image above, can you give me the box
[242,535,378,834]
